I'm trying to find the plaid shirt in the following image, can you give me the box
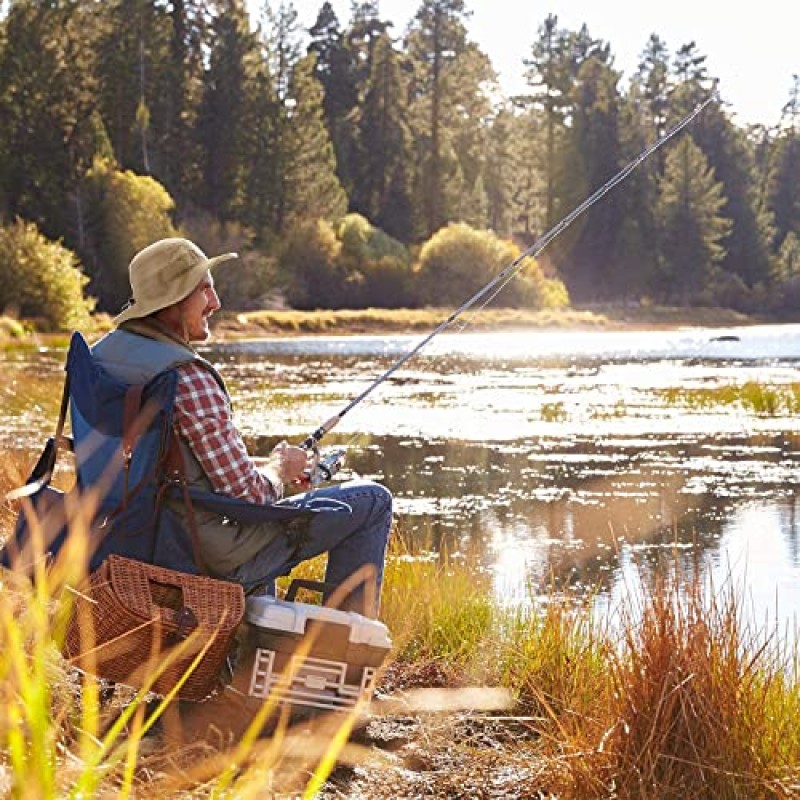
[172,362,281,503]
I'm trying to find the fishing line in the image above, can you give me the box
[302,91,717,468]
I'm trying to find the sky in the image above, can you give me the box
[256,0,799,129]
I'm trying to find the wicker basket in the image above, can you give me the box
[64,555,245,702]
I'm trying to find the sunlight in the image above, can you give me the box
[712,501,800,637]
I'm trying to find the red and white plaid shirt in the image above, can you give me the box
[172,362,281,504]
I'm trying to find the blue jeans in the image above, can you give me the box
[226,479,392,617]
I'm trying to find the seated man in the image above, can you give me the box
[91,237,392,616]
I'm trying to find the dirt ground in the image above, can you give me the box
[134,660,556,799]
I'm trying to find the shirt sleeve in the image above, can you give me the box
[172,362,282,504]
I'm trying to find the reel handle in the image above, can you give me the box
[313,447,347,485]
[298,439,347,486]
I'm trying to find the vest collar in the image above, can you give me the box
[120,317,198,355]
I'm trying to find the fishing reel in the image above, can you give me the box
[304,444,347,486]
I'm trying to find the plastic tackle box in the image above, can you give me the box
[233,585,392,713]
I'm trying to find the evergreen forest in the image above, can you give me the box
[1,0,800,327]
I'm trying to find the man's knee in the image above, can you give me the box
[369,481,393,514]
[338,479,392,516]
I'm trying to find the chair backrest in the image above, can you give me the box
[67,332,200,572]
[4,334,336,576]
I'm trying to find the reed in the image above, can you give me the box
[527,572,800,799]
[660,381,800,416]
[497,597,611,733]
[382,550,494,671]
[540,401,568,422]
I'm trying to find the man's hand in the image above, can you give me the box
[269,440,312,485]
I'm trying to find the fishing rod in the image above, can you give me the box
[303,91,718,484]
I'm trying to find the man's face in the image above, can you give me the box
[167,271,221,341]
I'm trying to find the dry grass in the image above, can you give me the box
[211,306,613,337]
[1,466,799,798]
[209,304,764,339]
[596,575,800,799]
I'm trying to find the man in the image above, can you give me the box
[91,237,392,616]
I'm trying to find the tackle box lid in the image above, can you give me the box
[245,595,392,650]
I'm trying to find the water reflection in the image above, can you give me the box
[3,328,800,636]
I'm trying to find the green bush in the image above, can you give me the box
[180,214,279,310]
[415,223,569,309]
[279,219,345,309]
[0,219,95,330]
[83,157,177,312]
[336,214,415,308]
[337,213,408,264]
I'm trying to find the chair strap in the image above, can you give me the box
[122,384,145,461]
[159,429,209,575]
[5,372,71,501]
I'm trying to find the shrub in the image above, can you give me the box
[415,223,569,310]
[337,213,408,265]
[0,219,95,330]
[336,214,415,308]
[698,270,755,312]
[179,214,279,310]
[279,219,345,309]
[82,157,177,312]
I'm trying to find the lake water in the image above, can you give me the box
[4,324,800,637]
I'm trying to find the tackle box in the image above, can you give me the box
[231,582,392,713]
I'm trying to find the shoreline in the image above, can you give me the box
[208,305,767,340]
[0,305,784,347]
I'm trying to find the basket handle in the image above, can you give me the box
[285,578,337,603]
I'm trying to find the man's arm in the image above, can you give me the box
[172,362,283,503]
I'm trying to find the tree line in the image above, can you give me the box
[0,0,799,328]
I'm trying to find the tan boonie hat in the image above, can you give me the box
[114,238,238,324]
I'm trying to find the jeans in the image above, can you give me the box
[226,479,392,617]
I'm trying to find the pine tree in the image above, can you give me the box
[654,136,731,303]
[158,0,207,201]
[631,33,672,170]
[345,1,392,88]
[308,1,360,194]
[196,0,261,222]
[355,33,414,241]
[260,0,301,102]
[520,15,576,231]
[767,78,800,255]
[0,2,103,244]
[282,53,347,231]
[445,42,495,229]
[94,0,170,176]
[556,51,625,301]
[484,108,515,238]
[613,92,661,300]
[242,60,282,240]
[406,0,471,238]
[686,93,773,289]
[255,1,303,235]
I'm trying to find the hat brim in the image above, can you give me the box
[113,252,238,324]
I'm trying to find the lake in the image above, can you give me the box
[4,323,800,635]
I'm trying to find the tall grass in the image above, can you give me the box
[548,573,800,798]
[0,457,371,798]
[377,534,800,798]
[661,381,800,416]
[1,464,799,797]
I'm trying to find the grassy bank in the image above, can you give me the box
[212,304,760,339]
[1,451,799,798]
[0,305,769,347]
